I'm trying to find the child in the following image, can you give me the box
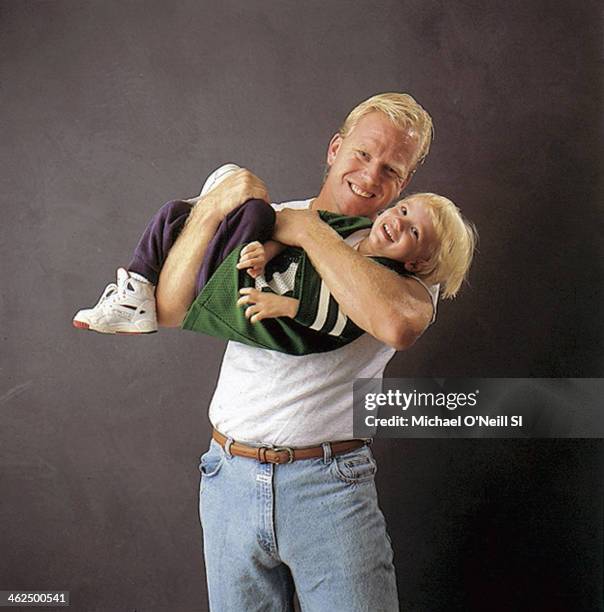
[73,165,476,354]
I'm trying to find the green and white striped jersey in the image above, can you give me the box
[182,211,408,355]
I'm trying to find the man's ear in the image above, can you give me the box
[326,133,343,166]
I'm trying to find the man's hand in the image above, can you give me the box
[272,208,319,247]
[237,288,299,323]
[156,167,269,327]
[236,241,266,278]
[192,168,270,219]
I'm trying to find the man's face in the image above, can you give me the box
[321,112,421,219]
[362,197,436,272]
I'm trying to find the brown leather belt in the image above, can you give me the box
[212,429,368,465]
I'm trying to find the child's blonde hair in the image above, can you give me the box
[405,193,477,299]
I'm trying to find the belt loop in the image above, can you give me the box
[224,437,234,458]
[322,442,332,464]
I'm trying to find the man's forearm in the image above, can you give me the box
[156,201,223,327]
[298,220,433,350]
[155,168,270,327]
[263,239,286,264]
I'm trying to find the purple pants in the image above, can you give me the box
[127,199,276,295]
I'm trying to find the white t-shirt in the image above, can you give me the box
[208,198,439,447]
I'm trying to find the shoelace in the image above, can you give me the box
[96,283,120,311]
[98,283,117,303]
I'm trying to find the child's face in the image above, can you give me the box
[365,197,436,272]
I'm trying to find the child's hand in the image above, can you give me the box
[237,288,299,323]
[236,241,266,278]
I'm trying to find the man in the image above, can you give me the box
[158,93,435,611]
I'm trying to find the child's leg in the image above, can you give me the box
[72,199,192,334]
[73,197,273,334]
[127,199,193,285]
[195,198,275,294]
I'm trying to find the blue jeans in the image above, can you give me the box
[198,439,399,611]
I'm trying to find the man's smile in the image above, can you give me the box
[348,181,374,198]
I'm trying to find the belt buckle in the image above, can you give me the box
[271,446,295,464]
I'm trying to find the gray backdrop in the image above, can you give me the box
[1,1,602,611]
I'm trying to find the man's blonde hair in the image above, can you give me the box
[405,193,477,299]
[339,93,434,168]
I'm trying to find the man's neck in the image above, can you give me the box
[310,191,337,213]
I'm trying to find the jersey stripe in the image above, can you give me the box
[329,306,348,337]
[309,281,331,331]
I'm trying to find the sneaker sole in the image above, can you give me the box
[72,319,157,334]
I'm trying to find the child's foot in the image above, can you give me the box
[73,268,158,334]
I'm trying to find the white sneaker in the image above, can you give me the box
[199,163,241,197]
[73,268,158,334]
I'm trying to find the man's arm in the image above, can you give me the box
[272,209,433,350]
[156,170,269,327]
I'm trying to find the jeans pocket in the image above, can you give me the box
[199,442,225,479]
[332,445,377,484]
